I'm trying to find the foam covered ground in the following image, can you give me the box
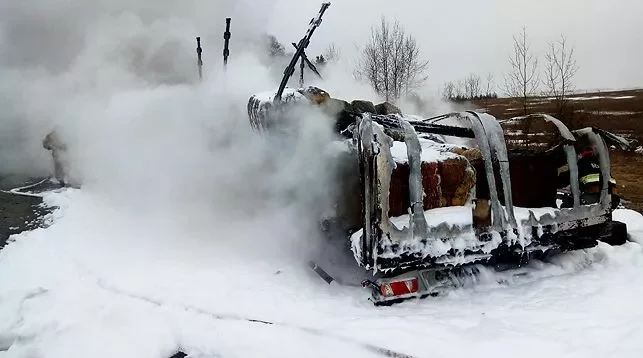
[1,188,643,358]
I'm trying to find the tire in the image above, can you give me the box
[599,221,628,246]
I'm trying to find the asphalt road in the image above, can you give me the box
[0,175,56,248]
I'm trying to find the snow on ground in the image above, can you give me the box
[2,188,643,358]
[614,209,643,244]
[546,96,635,101]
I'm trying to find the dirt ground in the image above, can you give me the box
[471,89,643,212]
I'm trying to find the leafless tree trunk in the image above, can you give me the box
[543,35,579,115]
[504,26,539,115]
[442,81,456,101]
[402,35,429,96]
[323,43,341,63]
[465,73,482,99]
[485,73,495,97]
[359,29,382,95]
[456,79,466,99]
[355,17,429,102]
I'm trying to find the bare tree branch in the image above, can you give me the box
[323,43,341,63]
[355,16,429,102]
[485,73,495,97]
[504,26,539,115]
[543,34,579,115]
[442,81,456,101]
[465,73,482,99]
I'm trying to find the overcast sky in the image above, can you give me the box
[260,0,643,95]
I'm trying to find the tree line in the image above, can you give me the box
[441,27,579,117]
[442,73,498,102]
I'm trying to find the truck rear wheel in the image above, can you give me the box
[598,220,628,246]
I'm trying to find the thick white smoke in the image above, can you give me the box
[0,0,368,263]
[0,0,464,265]
[0,0,275,175]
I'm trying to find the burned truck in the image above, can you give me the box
[238,1,630,305]
[247,86,629,305]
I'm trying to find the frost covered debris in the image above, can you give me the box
[349,206,477,263]
[350,206,477,261]
[389,139,461,164]
[349,203,597,268]
[3,189,643,357]
[345,110,614,272]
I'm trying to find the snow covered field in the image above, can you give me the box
[1,0,643,356]
[1,188,643,358]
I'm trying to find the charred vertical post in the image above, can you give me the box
[223,18,231,67]
[274,2,331,103]
[196,37,203,81]
[299,57,305,87]
[291,42,323,80]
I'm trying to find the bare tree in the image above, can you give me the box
[323,43,341,63]
[442,81,456,101]
[444,73,497,102]
[465,73,482,99]
[401,34,429,96]
[456,79,466,99]
[504,27,539,115]
[485,73,495,97]
[262,34,286,58]
[316,43,341,66]
[355,17,429,102]
[543,35,579,115]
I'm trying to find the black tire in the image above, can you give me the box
[599,221,628,246]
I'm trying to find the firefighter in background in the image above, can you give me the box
[576,145,620,209]
[42,129,69,186]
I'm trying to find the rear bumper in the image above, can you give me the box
[370,217,627,276]
[366,219,628,306]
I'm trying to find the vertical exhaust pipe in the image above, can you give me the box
[223,18,231,68]
[196,36,203,81]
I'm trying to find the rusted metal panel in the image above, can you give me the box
[388,158,475,217]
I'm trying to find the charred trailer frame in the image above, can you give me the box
[351,112,628,305]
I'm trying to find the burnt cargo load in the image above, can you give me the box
[247,86,629,305]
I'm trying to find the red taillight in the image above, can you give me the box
[379,278,419,297]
